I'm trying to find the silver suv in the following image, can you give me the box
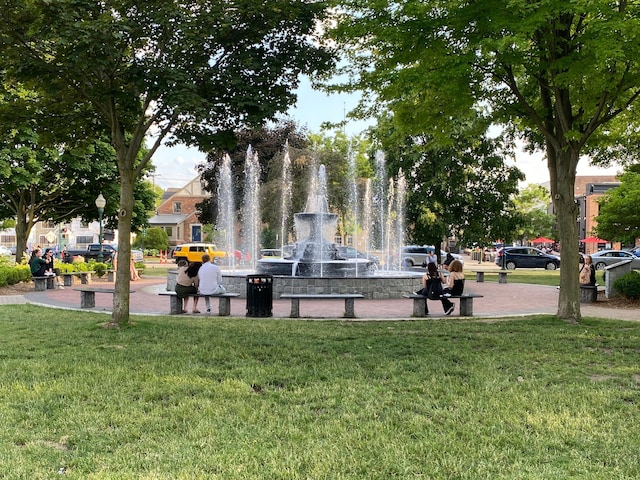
[401,246,433,267]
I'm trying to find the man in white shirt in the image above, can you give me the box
[197,253,225,313]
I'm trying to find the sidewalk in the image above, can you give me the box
[8,276,638,321]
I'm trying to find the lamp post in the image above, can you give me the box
[95,193,106,263]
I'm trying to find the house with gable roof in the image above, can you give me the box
[148,175,212,246]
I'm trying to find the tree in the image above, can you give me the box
[134,227,169,252]
[369,114,523,252]
[512,185,556,245]
[327,1,640,321]
[595,167,639,244]
[0,0,332,326]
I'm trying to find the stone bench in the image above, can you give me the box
[73,287,135,309]
[471,270,511,284]
[60,271,94,286]
[32,275,55,291]
[580,285,598,303]
[279,293,364,318]
[158,291,240,316]
[402,293,484,317]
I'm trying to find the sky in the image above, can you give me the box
[150,77,621,190]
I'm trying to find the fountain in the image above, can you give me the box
[256,165,377,277]
[200,146,422,300]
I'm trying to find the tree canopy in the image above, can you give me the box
[595,167,639,244]
[0,0,333,325]
[327,0,640,321]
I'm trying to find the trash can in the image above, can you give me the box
[246,274,273,317]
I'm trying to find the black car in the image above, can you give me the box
[495,247,560,270]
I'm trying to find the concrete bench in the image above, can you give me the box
[402,293,484,317]
[32,275,55,291]
[471,270,511,284]
[580,285,598,303]
[158,291,240,316]
[60,271,94,286]
[73,287,135,309]
[279,293,364,318]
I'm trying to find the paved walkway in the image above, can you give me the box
[1,276,636,321]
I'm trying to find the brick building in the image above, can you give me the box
[148,175,212,246]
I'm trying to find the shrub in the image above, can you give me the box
[0,264,31,287]
[613,271,640,299]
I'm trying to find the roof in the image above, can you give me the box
[148,213,189,225]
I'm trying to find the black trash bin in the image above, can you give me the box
[246,274,273,317]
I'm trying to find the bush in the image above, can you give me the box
[0,264,31,287]
[613,271,640,299]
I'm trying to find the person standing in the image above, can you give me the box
[197,253,225,313]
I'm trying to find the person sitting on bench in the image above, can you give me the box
[441,259,465,315]
[414,262,445,315]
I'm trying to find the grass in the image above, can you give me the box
[1,306,639,479]
[475,269,606,287]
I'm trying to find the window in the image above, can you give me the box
[164,227,173,237]
[173,202,182,213]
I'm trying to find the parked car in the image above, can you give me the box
[260,248,282,258]
[336,246,380,265]
[400,245,434,267]
[0,245,11,256]
[172,243,227,263]
[626,246,640,258]
[495,246,560,270]
[400,245,463,267]
[589,250,640,270]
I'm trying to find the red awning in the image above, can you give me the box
[530,236,554,244]
[580,236,608,243]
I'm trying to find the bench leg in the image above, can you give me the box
[80,291,96,308]
[107,271,115,282]
[81,273,91,285]
[34,278,47,291]
[459,298,474,316]
[475,272,485,282]
[63,276,73,287]
[168,295,182,314]
[498,273,508,284]
[47,277,55,289]
[344,298,356,318]
[289,298,300,318]
[412,297,427,317]
[218,297,231,316]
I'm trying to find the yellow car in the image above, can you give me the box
[172,243,227,263]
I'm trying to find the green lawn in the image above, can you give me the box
[1,306,639,479]
[477,269,606,287]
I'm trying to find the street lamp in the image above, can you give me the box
[95,193,106,263]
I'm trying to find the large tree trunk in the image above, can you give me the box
[108,165,135,327]
[549,146,581,322]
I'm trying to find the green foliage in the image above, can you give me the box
[613,271,640,300]
[0,264,30,286]
[134,227,169,251]
[595,167,639,243]
[512,185,555,244]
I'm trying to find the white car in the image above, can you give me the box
[0,245,11,256]
[589,250,640,270]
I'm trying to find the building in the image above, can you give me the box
[148,175,211,246]
[574,175,621,254]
